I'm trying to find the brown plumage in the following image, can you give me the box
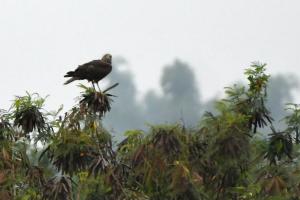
[64,54,112,89]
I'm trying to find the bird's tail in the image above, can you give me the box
[64,71,75,77]
[64,77,79,85]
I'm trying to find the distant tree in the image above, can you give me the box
[267,74,299,121]
[144,60,202,126]
[103,58,145,137]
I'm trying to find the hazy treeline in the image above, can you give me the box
[103,58,299,137]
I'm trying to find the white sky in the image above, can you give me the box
[1,0,300,110]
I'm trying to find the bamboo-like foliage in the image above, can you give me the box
[79,83,118,118]
[2,64,300,200]
[12,93,48,134]
[285,103,300,143]
[245,63,273,133]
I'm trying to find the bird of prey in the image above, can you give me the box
[64,54,112,91]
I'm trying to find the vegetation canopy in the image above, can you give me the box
[0,63,300,200]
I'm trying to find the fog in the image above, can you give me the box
[1,1,300,138]
[102,58,298,138]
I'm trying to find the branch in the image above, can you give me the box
[103,83,119,93]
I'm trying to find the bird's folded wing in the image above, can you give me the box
[71,60,111,77]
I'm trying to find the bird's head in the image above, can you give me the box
[101,54,112,64]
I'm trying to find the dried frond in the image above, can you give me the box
[42,175,73,200]
[262,175,287,195]
[88,154,110,177]
[214,132,249,160]
[150,126,183,159]
[26,166,45,187]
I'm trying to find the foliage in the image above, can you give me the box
[285,103,300,143]
[10,92,52,143]
[1,63,300,200]
[79,83,118,118]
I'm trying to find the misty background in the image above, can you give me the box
[1,1,300,138]
[102,58,299,138]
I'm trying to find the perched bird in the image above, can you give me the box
[64,54,112,90]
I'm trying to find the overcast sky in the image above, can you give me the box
[1,0,300,110]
